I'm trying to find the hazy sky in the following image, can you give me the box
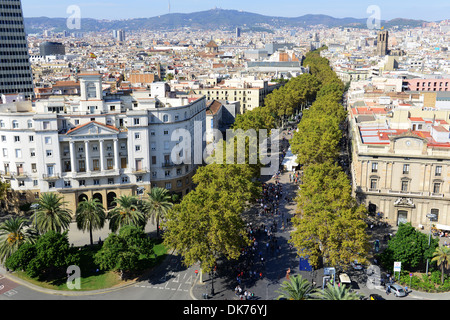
[21,0,449,21]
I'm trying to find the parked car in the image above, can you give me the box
[351,260,363,270]
[369,294,385,300]
[389,284,406,297]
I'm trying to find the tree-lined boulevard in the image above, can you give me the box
[2,48,450,302]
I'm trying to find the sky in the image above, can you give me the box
[21,0,449,22]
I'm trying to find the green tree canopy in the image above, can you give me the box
[107,194,146,233]
[290,162,370,269]
[0,216,37,263]
[6,230,79,279]
[31,193,73,234]
[381,223,439,271]
[94,225,155,276]
[75,198,106,245]
[290,113,342,166]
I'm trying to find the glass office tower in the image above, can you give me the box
[0,0,34,99]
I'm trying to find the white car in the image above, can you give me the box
[389,284,406,297]
[351,261,363,270]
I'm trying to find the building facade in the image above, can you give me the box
[350,105,450,230]
[0,73,207,213]
[0,0,34,98]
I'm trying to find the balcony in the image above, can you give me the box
[162,162,183,168]
[131,167,148,174]
[15,172,29,179]
[42,173,60,180]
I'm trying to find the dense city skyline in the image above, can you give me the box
[21,0,449,22]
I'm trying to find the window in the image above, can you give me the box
[14,136,20,142]
[165,183,172,190]
[164,141,170,150]
[371,162,378,173]
[27,120,33,128]
[29,135,34,142]
[2,148,7,157]
[1,136,5,142]
[151,143,156,151]
[0,120,4,128]
[403,164,410,174]
[46,150,52,157]
[152,171,157,178]
[43,121,50,130]
[152,156,156,165]
[30,148,35,157]
[121,176,129,183]
[136,176,143,183]
[135,133,141,140]
[370,179,378,190]
[48,182,55,189]
[164,130,169,135]
[15,149,22,158]
[64,180,71,187]
[401,180,409,192]
[433,183,441,194]
[31,163,36,172]
[163,115,169,122]
[177,180,182,187]
[165,170,171,177]
[435,166,442,176]
[18,180,25,187]
[135,145,141,152]
[431,209,439,221]
[151,130,156,136]
[12,120,18,129]
[79,180,86,187]
[45,137,52,144]
[108,178,114,185]
[33,180,38,186]
[93,179,100,185]
[134,118,140,125]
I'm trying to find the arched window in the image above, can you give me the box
[163,114,169,122]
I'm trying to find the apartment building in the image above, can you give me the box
[194,77,281,112]
[350,102,450,229]
[0,73,206,213]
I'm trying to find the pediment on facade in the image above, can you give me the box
[66,121,119,137]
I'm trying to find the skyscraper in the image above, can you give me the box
[376,30,389,56]
[0,0,34,99]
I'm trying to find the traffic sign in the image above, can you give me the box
[394,261,401,272]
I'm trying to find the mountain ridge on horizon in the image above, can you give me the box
[24,8,433,34]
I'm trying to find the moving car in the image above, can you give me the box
[389,284,406,297]
[351,260,363,270]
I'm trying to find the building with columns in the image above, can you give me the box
[350,103,450,230]
[0,72,206,213]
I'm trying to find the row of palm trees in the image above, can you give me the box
[0,187,173,263]
[276,274,362,300]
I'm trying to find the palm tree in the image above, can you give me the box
[75,198,106,245]
[107,194,145,233]
[311,282,361,300]
[0,217,37,263]
[275,274,315,300]
[143,187,173,237]
[431,246,450,284]
[31,193,72,234]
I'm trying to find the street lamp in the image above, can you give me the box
[137,187,145,202]
[425,213,437,275]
